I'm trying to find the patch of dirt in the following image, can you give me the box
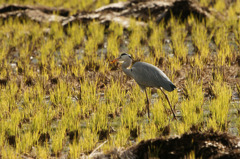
[90,131,240,159]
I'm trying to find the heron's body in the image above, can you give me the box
[111,53,177,119]
[124,61,176,91]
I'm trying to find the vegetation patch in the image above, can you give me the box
[0,0,239,158]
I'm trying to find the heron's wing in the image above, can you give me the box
[131,62,176,92]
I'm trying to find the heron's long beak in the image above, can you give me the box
[110,58,119,64]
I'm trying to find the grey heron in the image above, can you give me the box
[111,53,177,119]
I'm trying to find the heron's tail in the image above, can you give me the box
[170,83,176,89]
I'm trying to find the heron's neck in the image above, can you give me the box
[122,58,133,78]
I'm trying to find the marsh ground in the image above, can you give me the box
[0,0,240,158]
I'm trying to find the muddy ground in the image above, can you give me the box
[89,131,240,159]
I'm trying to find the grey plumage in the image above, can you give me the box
[114,53,176,92]
[130,62,176,91]
[111,53,177,119]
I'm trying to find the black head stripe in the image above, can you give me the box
[120,53,132,59]
[121,53,128,56]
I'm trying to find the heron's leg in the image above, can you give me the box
[145,89,150,118]
[160,88,177,120]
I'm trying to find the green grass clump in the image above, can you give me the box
[39,39,56,67]
[85,21,105,69]
[50,22,64,40]
[121,102,138,131]
[128,19,147,57]
[168,56,181,73]
[1,81,18,113]
[16,130,39,154]
[151,99,168,131]
[180,79,204,132]
[67,23,85,46]
[91,103,109,132]
[191,21,212,61]
[51,126,66,155]
[105,79,126,116]
[2,145,18,159]
[208,78,232,131]
[119,85,147,140]
[79,128,98,152]
[114,127,130,147]
[214,25,233,66]
[50,79,72,109]
[184,77,204,105]
[140,123,158,140]
[87,21,105,46]
[181,99,203,132]
[169,18,188,62]
[148,20,165,58]
[69,141,81,159]
[37,145,49,159]
[107,22,123,58]
[80,80,99,116]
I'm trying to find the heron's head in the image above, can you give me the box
[111,53,132,64]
